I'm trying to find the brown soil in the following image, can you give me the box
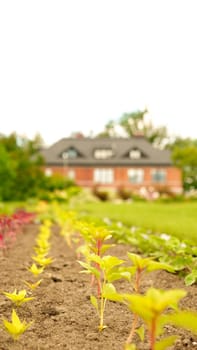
[0,224,197,350]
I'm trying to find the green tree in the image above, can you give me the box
[0,144,16,200]
[96,109,169,148]
[0,133,45,200]
[171,138,197,191]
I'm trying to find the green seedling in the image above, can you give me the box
[3,289,35,306]
[32,255,54,267]
[33,245,50,256]
[79,254,128,331]
[23,279,42,290]
[77,221,114,297]
[126,253,174,292]
[104,285,197,350]
[59,211,78,247]
[122,253,174,344]
[28,263,44,276]
[123,287,197,350]
[3,308,33,340]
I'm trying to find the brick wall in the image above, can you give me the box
[44,165,182,193]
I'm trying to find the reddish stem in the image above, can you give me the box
[150,317,157,350]
[134,268,141,292]
[126,313,139,344]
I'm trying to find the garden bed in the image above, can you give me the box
[0,224,197,350]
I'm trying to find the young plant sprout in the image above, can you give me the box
[32,255,54,267]
[79,253,128,331]
[103,284,197,350]
[3,289,35,307]
[28,263,44,276]
[77,221,114,297]
[23,279,42,290]
[123,253,174,344]
[3,309,33,340]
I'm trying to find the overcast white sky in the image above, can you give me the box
[0,0,196,145]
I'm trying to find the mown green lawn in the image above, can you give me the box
[75,201,197,243]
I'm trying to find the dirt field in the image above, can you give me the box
[0,224,197,350]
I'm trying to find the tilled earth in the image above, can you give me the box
[0,223,197,350]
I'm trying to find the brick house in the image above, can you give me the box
[41,136,182,193]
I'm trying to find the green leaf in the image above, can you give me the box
[101,255,125,270]
[3,309,33,340]
[102,283,124,302]
[100,243,115,254]
[184,271,197,286]
[124,344,137,350]
[107,271,131,283]
[165,311,197,334]
[147,261,174,273]
[123,288,187,323]
[155,335,178,350]
[135,325,145,341]
[78,260,100,278]
[90,295,99,312]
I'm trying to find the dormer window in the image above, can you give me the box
[62,148,78,159]
[129,149,141,159]
[94,149,113,159]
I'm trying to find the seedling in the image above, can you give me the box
[32,255,54,267]
[104,285,197,349]
[104,253,174,345]
[23,279,42,290]
[28,263,44,276]
[77,221,114,297]
[126,252,174,293]
[79,254,128,331]
[3,309,33,340]
[3,289,35,307]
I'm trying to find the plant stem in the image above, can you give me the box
[125,268,141,344]
[99,294,104,331]
[150,317,157,350]
[134,268,141,292]
[96,239,102,298]
[126,313,139,344]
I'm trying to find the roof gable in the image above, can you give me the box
[41,136,172,166]
[60,146,84,160]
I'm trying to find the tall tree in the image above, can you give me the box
[96,109,169,148]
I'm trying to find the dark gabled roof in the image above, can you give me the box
[41,136,172,166]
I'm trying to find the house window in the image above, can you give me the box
[45,168,53,177]
[62,148,78,159]
[68,169,75,180]
[93,168,114,184]
[129,149,141,159]
[151,169,166,183]
[94,149,113,159]
[128,169,144,183]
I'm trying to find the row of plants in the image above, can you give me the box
[1,202,197,349]
[101,219,197,287]
[1,217,54,342]
[50,204,197,350]
[72,208,197,286]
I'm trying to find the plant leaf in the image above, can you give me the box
[90,295,99,312]
[155,335,178,350]
[135,325,145,341]
[164,311,197,334]
[102,283,124,302]
[184,271,197,286]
